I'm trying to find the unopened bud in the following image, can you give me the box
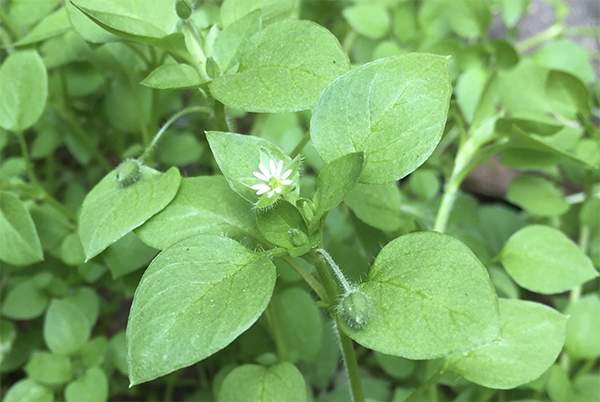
[116,159,142,188]
[175,0,193,19]
[340,290,371,329]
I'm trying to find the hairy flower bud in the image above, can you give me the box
[116,159,142,188]
[340,289,371,329]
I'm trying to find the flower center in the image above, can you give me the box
[269,177,280,189]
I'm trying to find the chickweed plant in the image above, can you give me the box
[0,1,598,401]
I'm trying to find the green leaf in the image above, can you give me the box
[218,362,307,402]
[532,39,595,84]
[206,131,299,206]
[109,331,128,375]
[456,66,490,123]
[340,231,500,359]
[212,10,261,73]
[78,166,181,260]
[564,294,600,360]
[79,336,108,367]
[103,232,158,278]
[127,234,276,385]
[25,351,73,385]
[343,3,390,39]
[14,7,71,47]
[546,70,591,119]
[344,183,402,232]
[136,176,261,250]
[506,174,569,217]
[66,0,120,43]
[156,132,205,166]
[210,19,350,112]
[0,192,44,266]
[0,50,48,132]
[64,366,108,402]
[0,319,17,366]
[44,299,91,355]
[446,299,567,389]
[64,287,100,327]
[220,0,296,27]
[409,169,440,200]
[496,0,529,28]
[374,352,416,380]
[311,54,451,184]
[141,63,203,89]
[418,0,492,39]
[499,225,598,294]
[314,152,364,217]
[8,0,60,27]
[1,280,49,320]
[71,1,192,62]
[60,232,86,266]
[4,379,54,402]
[272,287,323,363]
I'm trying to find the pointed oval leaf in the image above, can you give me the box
[25,351,73,385]
[4,379,54,402]
[127,234,276,385]
[78,166,181,260]
[340,231,500,359]
[446,299,567,389]
[136,176,261,250]
[1,280,49,320]
[506,174,569,217]
[344,183,402,232]
[272,288,322,363]
[564,294,600,360]
[210,19,350,112]
[218,362,307,402]
[311,54,451,184]
[44,299,91,355]
[499,225,598,294]
[314,152,364,217]
[0,50,48,132]
[64,366,108,402]
[0,192,44,266]
[213,9,262,73]
[141,64,203,89]
[14,8,71,47]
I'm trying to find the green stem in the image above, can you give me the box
[163,371,179,402]
[305,250,364,401]
[138,106,211,163]
[317,248,352,293]
[516,24,563,53]
[343,30,358,55]
[0,8,22,40]
[290,130,310,159]
[96,293,124,336]
[282,256,328,303]
[404,361,447,402]
[14,131,77,222]
[265,300,288,360]
[337,324,365,402]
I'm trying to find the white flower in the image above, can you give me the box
[251,159,293,198]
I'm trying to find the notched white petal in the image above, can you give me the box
[253,171,268,181]
[259,163,270,178]
[282,169,292,179]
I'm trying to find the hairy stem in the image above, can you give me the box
[138,106,211,163]
[265,300,288,360]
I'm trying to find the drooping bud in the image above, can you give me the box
[339,289,371,329]
[116,159,142,188]
[175,0,193,19]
